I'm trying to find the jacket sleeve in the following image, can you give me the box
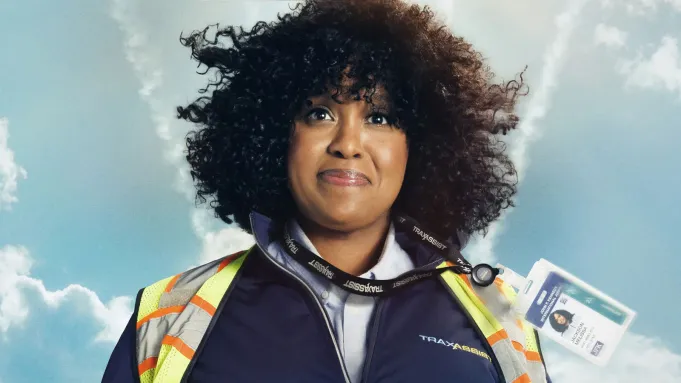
[102,309,138,383]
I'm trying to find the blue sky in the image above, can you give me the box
[0,0,680,382]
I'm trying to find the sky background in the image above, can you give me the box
[1,0,680,381]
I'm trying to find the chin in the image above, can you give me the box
[293,193,393,233]
[316,208,388,232]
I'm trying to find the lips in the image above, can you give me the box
[318,169,370,186]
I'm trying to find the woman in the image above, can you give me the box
[550,310,576,335]
[103,0,551,382]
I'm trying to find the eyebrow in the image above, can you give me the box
[305,90,392,110]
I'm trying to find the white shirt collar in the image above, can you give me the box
[288,219,411,280]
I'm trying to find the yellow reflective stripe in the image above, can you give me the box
[144,250,250,382]
[154,344,172,380]
[440,263,547,382]
[504,295,540,355]
[194,249,250,308]
[154,348,191,383]
[138,357,158,382]
[154,349,191,383]
[438,262,504,338]
[139,368,155,383]
[522,320,540,354]
[137,276,175,322]
[154,337,195,381]
[497,279,519,304]
[152,343,191,383]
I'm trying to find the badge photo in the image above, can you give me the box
[511,259,636,366]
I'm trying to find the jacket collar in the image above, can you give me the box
[249,211,448,269]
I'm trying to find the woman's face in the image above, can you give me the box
[553,313,567,325]
[288,88,408,232]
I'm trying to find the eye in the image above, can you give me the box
[366,113,393,126]
[305,108,333,122]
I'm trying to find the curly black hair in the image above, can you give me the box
[549,310,574,334]
[177,0,527,238]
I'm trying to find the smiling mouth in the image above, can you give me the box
[318,169,370,186]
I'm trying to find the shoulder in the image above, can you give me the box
[143,249,251,289]
[136,249,252,314]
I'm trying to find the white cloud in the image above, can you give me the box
[625,0,659,14]
[191,209,256,265]
[0,117,131,344]
[105,2,681,382]
[594,23,628,49]
[622,0,681,14]
[459,3,681,377]
[618,36,681,97]
[0,118,27,211]
[467,0,590,264]
[664,0,681,11]
[545,333,681,382]
[0,245,132,343]
[0,245,30,334]
[110,0,255,265]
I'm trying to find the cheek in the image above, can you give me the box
[287,139,307,183]
[376,138,409,180]
[287,128,325,179]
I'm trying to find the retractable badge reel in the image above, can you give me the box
[497,260,637,367]
[470,264,498,287]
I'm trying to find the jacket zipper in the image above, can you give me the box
[254,240,352,383]
[360,259,444,383]
[252,230,447,383]
[359,298,385,383]
[439,275,506,383]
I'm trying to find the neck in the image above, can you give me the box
[296,214,391,276]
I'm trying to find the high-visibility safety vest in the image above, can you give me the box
[134,248,548,383]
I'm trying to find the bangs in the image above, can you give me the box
[289,44,408,129]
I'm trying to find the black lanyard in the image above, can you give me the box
[280,214,499,297]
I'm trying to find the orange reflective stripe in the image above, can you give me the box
[189,294,216,316]
[512,373,532,383]
[512,340,524,352]
[494,278,505,295]
[509,331,544,362]
[138,357,157,375]
[487,329,509,346]
[164,274,181,293]
[526,351,542,362]
[516,319,524,330]
[136,305,184,329]
[217,251,244,272]
[162,335,195,359]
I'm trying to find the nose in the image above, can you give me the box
[327,115,364,159]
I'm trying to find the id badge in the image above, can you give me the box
[506,259,636,366]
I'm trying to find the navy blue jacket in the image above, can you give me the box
[103,215,549,383]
